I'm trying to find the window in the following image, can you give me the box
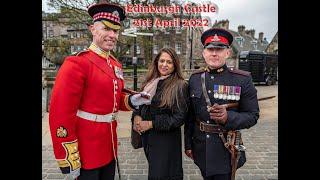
[164,42,170,48]
[49,30,54,38]
[71,46,75,53]
[136,45,141,55]
[43,30,46,39]
[175,42,182,54]
[153,44,159,54]
[126,48,130,55]
[176,27,182,34]
[77,32,81,38]
[251,40,257,50]
[235,36,244,47]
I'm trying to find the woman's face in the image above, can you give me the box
[157,52,175,76]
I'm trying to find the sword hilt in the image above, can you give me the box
[234,130,246,151]
[235,144,246,151]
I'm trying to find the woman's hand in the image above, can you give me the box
[133,115,143,134]
[185,150,193,159]
[138,121,153,133]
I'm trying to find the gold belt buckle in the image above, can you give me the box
[200,122,204,131]
[111,114,116,120]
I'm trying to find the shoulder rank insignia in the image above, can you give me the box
[73,49,89,56]
[57,126,68,138]
[191,67,207,75]
[109,53,120,64]
[228,67,250,76]
[217,67,224,73]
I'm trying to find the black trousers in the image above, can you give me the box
[77,160,116,180]
[203,173,231,180]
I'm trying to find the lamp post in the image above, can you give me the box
[188,3,196,70]
[122,31,153,91]
[133,38,138,91]
[189,26,193,69]
[131,32,153,90]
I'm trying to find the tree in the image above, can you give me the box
[44,0,191,66]
[46,0,150,62]
[44,38,71,64]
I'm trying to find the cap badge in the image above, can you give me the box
[112,10,119,18]
[212,34,220,42]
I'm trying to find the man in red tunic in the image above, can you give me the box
[49,2,150,180]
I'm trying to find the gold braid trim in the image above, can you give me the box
[57,159,69,168]
[124,94,134,111]
[57,140,81,171]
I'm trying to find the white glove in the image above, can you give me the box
[69,169,80,179]
[130,92,151,107]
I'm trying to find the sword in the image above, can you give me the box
[258,95,276,101]
[231,130,245,180]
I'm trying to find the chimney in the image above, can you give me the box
[213,20,218,27]
[98,0,108,3]
[154,0,170,5]
[222,19,229,30]
[245,29,255,38]
[213,20,229,29]
[214,20,222,28]
[258,32,264,42]
[238,25,245,35]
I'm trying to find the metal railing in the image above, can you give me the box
[42,57,56,70]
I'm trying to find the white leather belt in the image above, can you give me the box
[76,110,118,123]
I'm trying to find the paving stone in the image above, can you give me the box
[43,89,278,180]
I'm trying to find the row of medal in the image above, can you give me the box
[213,85,241,101]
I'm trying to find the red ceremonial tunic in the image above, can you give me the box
[49,46,132,172]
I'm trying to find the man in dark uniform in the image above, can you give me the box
[184,28,259,180]
[49,2,150,180]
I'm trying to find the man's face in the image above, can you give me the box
[90,22,119,51]
[202,47,230,69]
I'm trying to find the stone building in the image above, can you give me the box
[211,19,269,68]
[265,31,278,54]
[149,26,204,70]
[42,12,69,40]
[42,11,91,62]
[179,19,276,69]
[42,12,276,70]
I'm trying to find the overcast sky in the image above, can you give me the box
[43,0,278,41]
[193,0,278,41]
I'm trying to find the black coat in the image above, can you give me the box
[184,64,259,177]
[132,78,189,180]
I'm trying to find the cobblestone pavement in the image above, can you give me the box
[42,85,278,180]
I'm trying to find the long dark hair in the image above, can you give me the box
[141,48,187,110]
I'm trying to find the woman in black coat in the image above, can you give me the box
[132,48,189,180]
